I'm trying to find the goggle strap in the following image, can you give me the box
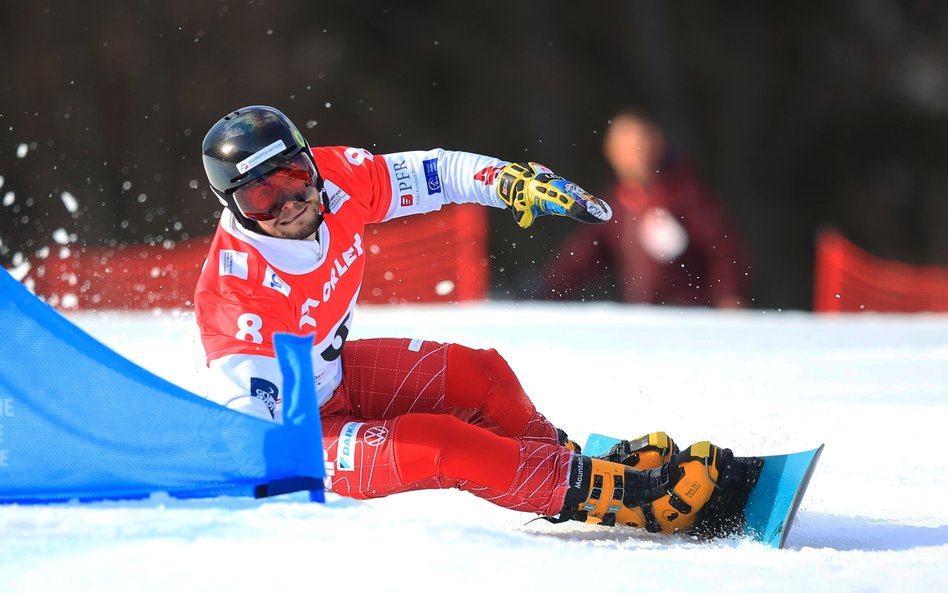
[317,174,330,214]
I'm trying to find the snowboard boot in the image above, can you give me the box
[598,431,678,470]
[555,442,744,534]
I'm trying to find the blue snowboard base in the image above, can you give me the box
[584,434,823,549]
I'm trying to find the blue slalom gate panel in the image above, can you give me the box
[0,268,324,504]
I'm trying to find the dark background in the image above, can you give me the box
[2,1,946,310]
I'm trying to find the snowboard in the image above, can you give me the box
[583,434,823,549]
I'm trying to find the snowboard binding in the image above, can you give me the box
[687,453,764,539]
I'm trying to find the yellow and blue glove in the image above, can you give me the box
[495,162,613,229]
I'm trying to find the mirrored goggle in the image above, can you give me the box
[232,152,321,221]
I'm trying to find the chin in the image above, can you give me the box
[276,216,321,240]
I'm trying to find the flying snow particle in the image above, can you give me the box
[16,143,28,158]
[0,175,4,189]
[435,280,455,296]
[7,261,30,282]
[52,228,71,245]
[61,191,79,213]
[3,192,13,206]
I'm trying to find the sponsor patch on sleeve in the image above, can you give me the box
[422,158,442,195]
[474,165,505,186]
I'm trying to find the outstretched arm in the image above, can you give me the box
[378,150,612,229]
[378,149,508,221]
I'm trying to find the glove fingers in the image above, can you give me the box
[496,161,613,228]
[568,196,612,224]
[536,176,613,224]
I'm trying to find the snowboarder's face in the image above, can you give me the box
[255,188,323,240]
[232,152,321,221]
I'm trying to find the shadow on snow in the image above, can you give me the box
[789,512,948,551]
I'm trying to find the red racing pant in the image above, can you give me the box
[320,338,574,516]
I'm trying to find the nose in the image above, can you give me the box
[279,191,306,211]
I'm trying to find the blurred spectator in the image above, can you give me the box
[543,107,748,307]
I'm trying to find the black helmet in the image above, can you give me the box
[202,105,313,228]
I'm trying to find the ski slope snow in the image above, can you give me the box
[2,303,947,593]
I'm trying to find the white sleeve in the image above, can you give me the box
[205,353,284,423]
[380,149,509,221]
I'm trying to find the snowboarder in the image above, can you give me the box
[196,105,746,535]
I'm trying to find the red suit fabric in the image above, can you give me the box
[321,338,573,516]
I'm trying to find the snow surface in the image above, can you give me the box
[2,303,948,593]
